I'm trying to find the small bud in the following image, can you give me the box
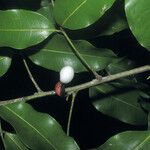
[60,66,74,84]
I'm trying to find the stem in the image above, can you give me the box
[66,65,150,93]
[60,28,102,80]
[23,59,42,92]
[0,91,56,106]
[0,65,149,106]
[67,92,77,136]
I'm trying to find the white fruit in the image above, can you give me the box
[60,66,74,84]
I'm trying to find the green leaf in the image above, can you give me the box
[29,34,116,73]
[0,55,11,77]
[106,58,138,86]
[38,4,56,27]
[106,58,135,74]
[139,94,150,112]
[4,133,28,150]
[0,10,56,49]
[97,131,150,150]
[140,92,150,100]
[0,102,80,150]
[99,0,128,36]
[89,83,147,125]
[54,0,116,30]
[99,16,127,36]
[125,0,150,51]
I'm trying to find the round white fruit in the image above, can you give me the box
[60,66,74,84]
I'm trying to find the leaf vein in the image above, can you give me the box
[62,0,87,26]
[42,48,112,59]
[96,87,140,110]
[7,134,23,150]
[4,106,57,150]
[133,134,150,150]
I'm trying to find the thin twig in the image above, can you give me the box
[23,59,42,92]
[66,65,150,93]
[0,91,56,106]
[0,65,149,106]
[67,92,77,136]
[60,28,102,80]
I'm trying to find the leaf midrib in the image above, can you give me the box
[96,87,141,111]
[4,106,57,150]
[62,0,87,26]
[7,134,23,150]
[132,133,150,150]
[42,48,113,59]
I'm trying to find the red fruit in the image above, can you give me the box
[55,82,65,96]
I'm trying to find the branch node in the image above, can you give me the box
[94,72,102,81]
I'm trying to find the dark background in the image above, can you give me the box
[0,1,150,149]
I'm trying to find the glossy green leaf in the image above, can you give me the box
[106,58,137,86]
[0,10,56,49]
[89,83,147,125]
[0,55,11,77]
[4,133,28,150]
[97,131,150,150]
[38,4,55,27]
[106,58,135,74]
[140,91,150,110]
[125,0,150,51]
[99,16,127,36]
[29,34,116,73]
[0,102,80,150]
[54,0,116,30]
[99,0,128,36]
